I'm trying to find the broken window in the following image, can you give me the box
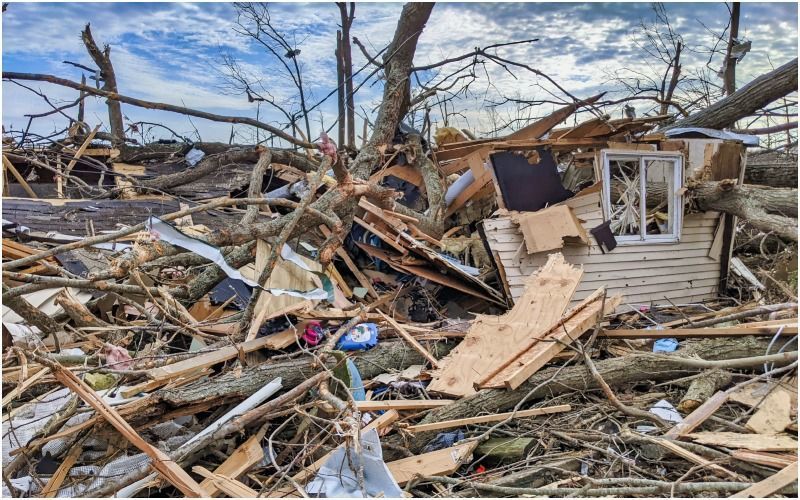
[601,151,683,243]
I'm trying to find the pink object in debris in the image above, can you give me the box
[302,321,325,346]
[317,132,338,164]
[102,343,134,370]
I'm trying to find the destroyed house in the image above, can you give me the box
[436,109,759,308]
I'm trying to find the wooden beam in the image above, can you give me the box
[406,405,572,433]
[354,400,453,411]
[145,334,289,382]
[730,462,798,498]
[2,155,38,198]
[687,432,799,452]
[377,310,440,368]
[600,326,797,338]
[665,391,728,439]
[730,450,797,469]
[192,466,258,497]
[645,436,745,481]
[353,215,408,255]
[63,125,99,176]
[40,440,83,497]
[387,442,477,486]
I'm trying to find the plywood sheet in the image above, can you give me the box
[427,253,582,397]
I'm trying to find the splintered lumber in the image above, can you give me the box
[319,225,378,299]
[600,326,798,338]
[46,359,208,497]
[2,155,38,198]
[665,391,729,439]
[145,335,286,382]
[192,466,258,497]
[428,253,582,397]
[197,429,266,497]
[730,462,798,498]
[354,400,453,411]
[378,310,439,368]
[479,288,622,390]
[386,441,477,486]
[40,441,83,497]
[63,125,99,176]
[687,432,799,452]
[405,404,572,433]
[731,450,797,469]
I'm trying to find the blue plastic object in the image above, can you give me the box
[653,338,679,353]
[336,323,379,351]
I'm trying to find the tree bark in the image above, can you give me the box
[722,3,741,97]
[387,336,797,457]
[664,58,797,130]
[743,152,798,187]
[159,338,456,407]
[81,24,125,146]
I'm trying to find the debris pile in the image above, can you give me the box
[2,15,798,496]
[3,102,797,497]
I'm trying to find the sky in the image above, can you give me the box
[1,1,797,145]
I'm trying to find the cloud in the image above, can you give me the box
[2,2,797,142]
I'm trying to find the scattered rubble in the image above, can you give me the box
[2,6,798,499]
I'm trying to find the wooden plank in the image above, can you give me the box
[428,253,582,397]
[2,155,38,198]
[687,432,799,452]
[730,462,798,498]
[40,440,83,497]
[378,310,440,368]
[386,441,477,486]
[63,125,99,176]
[192,466,258,497]
[319,225,378,299]
[49,361,207,497]
[507,97,600,141]
[145,335,284,382]
[353,215,408,255]
[354,400,453,411]
[482,291,622,390]
[746,387,793,434]
[1,367,50,407]
[406,405,572,433]
[730,450,797,469]
[600,326,797,339]
[665,391,728,439]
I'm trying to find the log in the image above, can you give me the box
[665,58,798,130]
[677,369,733,413]
[743,152,798,188]
[385,336,797,457]
[475,437,535,463]
[159,339,456,407]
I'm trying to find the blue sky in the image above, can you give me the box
[2,1,797,144]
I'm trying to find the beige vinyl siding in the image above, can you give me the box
[485,190,724,307]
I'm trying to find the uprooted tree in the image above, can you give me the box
[2,4,798,338]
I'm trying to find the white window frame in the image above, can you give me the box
[601,150,684,245]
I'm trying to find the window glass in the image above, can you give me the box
[607,157,641,237]
[644,159,675,237]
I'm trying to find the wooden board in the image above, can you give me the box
[354,400,453,411]
[480,291,622,390]
[406,405,571,433]
[645,436,744,481]
[145,335,285,382]
[746,387,793,434]
[687,432,799,452]
[378,310,439,368]
[665,391,728,439]
[730,450,797,469]
[198,428,266,496]
[511,205,589,254]
[428,253,582,397]
[386,441,477,486]
[730,462,798,498]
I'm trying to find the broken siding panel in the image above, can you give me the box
[485,190,723,307]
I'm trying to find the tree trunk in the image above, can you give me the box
[387,336,796,457]
[722,3,741,97]
[743,152,798,187]
[158,338,455,407]
[81,24,125,146]
[664,58,797,130]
